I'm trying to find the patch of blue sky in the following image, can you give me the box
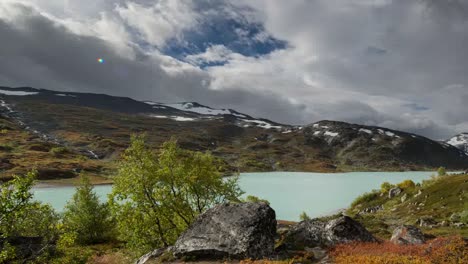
[162,17,287,67]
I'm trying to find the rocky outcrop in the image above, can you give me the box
[416,216,438,228]
[388,187,402,198]
[172,202,276,260]
[390,225,426,245]
[323,216,377,245]
[282,220,326,249]
[282,216,377,249]
[359,205,383,214]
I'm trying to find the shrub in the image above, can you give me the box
[437,166,447,176]
[0,171,59,262]
[350,192,378,208]
[62,175,113,245]
[331,236,467,264]
[459,210,468,224]
[299,211,311,221]
[50,146,69,156]
[0,143,14,151]
[380,182,394,194]
[244,195,270,205]
[109,136,244,254]
[397,180,416,190]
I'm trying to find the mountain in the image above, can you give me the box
[0,86,467,180]
[445,133,468,154]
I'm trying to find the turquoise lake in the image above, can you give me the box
[33,171,436,221]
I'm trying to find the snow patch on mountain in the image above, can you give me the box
[0,89,38,96]
[324,131,339,137]
[359,128,373,134]
[149,115,196,122]
[241,119,282,129]
[145,101,247,117]
[55,93,76,97]
[445,133,468,153]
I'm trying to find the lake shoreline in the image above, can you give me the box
[33,171,436,221]
[34,169,440,188]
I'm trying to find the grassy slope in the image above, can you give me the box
[347,174,468,239]
[0,115,114,182]
[5,101,335,177]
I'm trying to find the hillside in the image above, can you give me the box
[346,173,468,238]
[1,86,468,180]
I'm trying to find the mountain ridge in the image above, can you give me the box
[0,86,467,180]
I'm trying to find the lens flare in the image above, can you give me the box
[97,58,104,64]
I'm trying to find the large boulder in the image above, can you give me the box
[173,202,276,260]
[282,220,326,249]
[390,225,426,245]
[282,216,376,249]
[323,216,377,245]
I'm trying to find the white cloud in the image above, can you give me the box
[116,0,198,47]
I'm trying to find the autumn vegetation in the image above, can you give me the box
[1,135,467,263]
[330,236,467,264]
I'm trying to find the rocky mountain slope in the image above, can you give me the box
[1,86,467,180]
[446,133,468,154]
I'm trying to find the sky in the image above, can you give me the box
[1,0,468,139]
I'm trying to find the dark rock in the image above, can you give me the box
[323,216,377,245]
[283,216,376,250]
[359,205,383,214]
[390,225,426,245]
[282,220,326,249]
[388,187,402,198]
[173,202,276,260]
[416,216,437,227]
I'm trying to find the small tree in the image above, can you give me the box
[109,136,243,254]
[397,180,416,190]
[299,211,311,221]
[437,167,447,176]
[62,175,112,245]
[380,182,394,194]
[0,171,59,262]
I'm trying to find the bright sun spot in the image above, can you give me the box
[97,58,104,64]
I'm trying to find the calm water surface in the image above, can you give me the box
[33,171,435,221]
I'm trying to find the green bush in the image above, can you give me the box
[437,166,447,176]
[380,182,394,194]
[62,175,113,245]
[397,180,416,190]
[50,146,69,156]
[244,195,270,205]
[109,136,244,254]
[0,143,14,151]
[0,171,59,263]
[459,210,468,224]
[299,211,311,221]
[350,191,379,208]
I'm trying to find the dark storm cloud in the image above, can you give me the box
[0,2,305,123]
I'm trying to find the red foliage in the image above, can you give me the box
[330,236,467,264]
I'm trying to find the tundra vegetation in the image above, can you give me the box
[0,138,466,263]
